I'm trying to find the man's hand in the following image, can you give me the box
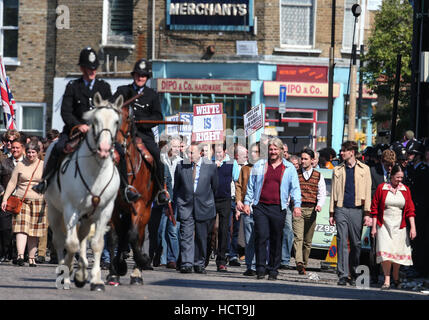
[235,210,241,221]
[243,204,251,215]
[363,215,372,227]
[315,205,322,212]
[236,201,244,212]
[78,124,90,133]
[293,207,302,218]
[329,216,336,226]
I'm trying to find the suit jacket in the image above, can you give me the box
[370,163,386,198]
[173,160,218,222]
[61,77,112,134]
[112,83,163,141]
[0,157,16,204]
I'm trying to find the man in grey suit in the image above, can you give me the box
[174,141,218,274]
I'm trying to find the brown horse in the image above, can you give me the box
[107,103,158,285]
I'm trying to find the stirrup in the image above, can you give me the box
[155,189,170,206]
[124,185,140,203]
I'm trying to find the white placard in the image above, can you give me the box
[166,114,179,135]
[236,41,258,56]
[244,104,264,137]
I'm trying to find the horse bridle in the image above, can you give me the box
[85,105,121,155]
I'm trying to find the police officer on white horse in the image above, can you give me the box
[112,58,168,205]
[33,47,140,202]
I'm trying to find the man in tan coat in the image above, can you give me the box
[329,141,372,286]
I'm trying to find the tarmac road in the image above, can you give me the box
[0,253,428,301]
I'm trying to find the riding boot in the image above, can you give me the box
[155,161,169,205]
[118,152,141,203]
[32,150,60,194]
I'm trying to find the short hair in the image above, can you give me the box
[381,149,396,165]
[267,138,284,158]
[301,147,315,159]
[390,164,404,177]
[25,141,40,153]
[214,141,227,152]
[341,141,359,155]
[46,129,60,141]
[289,154,299,162]
[405,130,414,140]
[190,141,203,151]
[5,129,20,141]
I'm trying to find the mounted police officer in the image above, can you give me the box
[404,139,429,277]
[112,58,168,205]
[33,47,139,202]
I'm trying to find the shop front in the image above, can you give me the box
[263,65,341,153]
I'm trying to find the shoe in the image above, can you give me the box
[217,265,228,272]
[180,266,193,274]
[348,277,356,286]
[49,256,58,264]
[229,259,241,267]
[100,261,110,270]
[124,187,141,203]
[256,272,265,280]
[166,262,176,269]
[35,256,45,264]
[337,277,348,286]
[194,266,207,274]
[297,263,306,275]
[16,254,25,267]
[279,264,294,270]
[268,274,277,280]
[29,257,37,267]
[32,180,47,194]
[243,269,256,276]
[381,283,390,290]
[393,280,402,289]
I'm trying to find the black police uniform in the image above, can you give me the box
[112,83,165,193]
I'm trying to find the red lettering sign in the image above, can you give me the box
[276,65,328,83]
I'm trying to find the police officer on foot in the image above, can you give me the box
[112,58,168,205]
[32,47,139,202]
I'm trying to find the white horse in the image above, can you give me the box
[45,92,122,291]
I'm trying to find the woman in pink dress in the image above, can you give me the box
[370,165,417,290]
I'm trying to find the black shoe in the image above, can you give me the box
[125,187,140,203]
[257,272,265,280]
[337,277,348,286]
[229,259,241,267]
[279,264,294,270]
[243,269,256,276]
[32,181,47,194]
[17,255,25,267]
[180,266,193,274]
[268,273,277,280]
[194,266,207,274]
[36,256,45,264]
[49,256,58,264]
[157,190,169,205]
[348,277,356,286]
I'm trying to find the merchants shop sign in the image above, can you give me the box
[157,78,251,95]
[166,0,254,31]
[264,81,340,98]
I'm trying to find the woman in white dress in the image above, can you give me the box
[370,165,417,290]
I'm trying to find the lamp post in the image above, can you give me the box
[327,0,336,148]
[346,4,361,142]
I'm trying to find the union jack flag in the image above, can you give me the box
[0,56,17,130]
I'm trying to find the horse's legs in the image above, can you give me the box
[74,220,92,287]
[89,204,114,291]
[129,212,151,285]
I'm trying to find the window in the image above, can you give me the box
[103,0,133,45]
[17,103,46,137]
[342,0,359,50]
[280,0,315,47]
[0,0,19,61]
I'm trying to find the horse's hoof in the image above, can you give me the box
[90,283,105,292]
[74,277,87,288]
[130,276,143,285]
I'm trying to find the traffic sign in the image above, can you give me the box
[279,85,287,114]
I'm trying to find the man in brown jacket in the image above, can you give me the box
[235,142,260,276]
[329,141,372,286]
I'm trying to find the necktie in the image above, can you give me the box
[192,162,197,184]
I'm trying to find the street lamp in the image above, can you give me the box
[343,3,361,142]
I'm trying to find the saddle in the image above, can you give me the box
[64,126,85,154]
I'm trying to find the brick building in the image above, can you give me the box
[2,0,380,152]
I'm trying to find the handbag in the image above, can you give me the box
[6,160,41,215]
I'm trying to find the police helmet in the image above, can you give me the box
[375,143,389,157]
[78,47,99,70]
[405,139,424,155]
[396,147,408,160]
[131,59,152,78]
[362,146,376,157]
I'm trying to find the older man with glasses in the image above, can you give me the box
[1,130,21,161]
